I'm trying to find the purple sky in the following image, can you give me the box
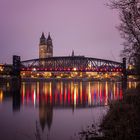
[0,0,123,64]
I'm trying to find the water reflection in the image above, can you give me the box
[39,89,53,131]
[21,81,123,109]
[0,90,3,102]
[12,79,21,111]
[128,81,137,89]
[19,81,123,131]
[1,81,123,108]
[0,80,126,140]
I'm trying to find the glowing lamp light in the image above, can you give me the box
[32,68,36,71]
[73,67,77,71]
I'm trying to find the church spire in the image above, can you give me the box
[47,32,52,41]
[41,32,45,39]
[40,32,46,45]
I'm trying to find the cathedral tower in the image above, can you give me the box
[46,32,53,57]
[39,32,53,59]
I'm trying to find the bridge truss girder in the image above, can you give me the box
[21,56,123,72]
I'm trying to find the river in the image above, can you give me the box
[0,80,135,140]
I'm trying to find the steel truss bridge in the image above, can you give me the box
[21,56,124,73]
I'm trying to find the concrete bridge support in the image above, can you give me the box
[122,58,127,90]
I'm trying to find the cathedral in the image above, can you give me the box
[39,32,53,59]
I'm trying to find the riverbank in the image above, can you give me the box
[100,84,140,140]
[79,83,140,140]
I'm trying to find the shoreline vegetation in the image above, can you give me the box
[100,84,140,140]
[79,83,140,140]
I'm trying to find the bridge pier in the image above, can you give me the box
[122,58,127,90]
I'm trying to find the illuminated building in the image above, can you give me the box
[0,64,12,75]
[39,32,53,63]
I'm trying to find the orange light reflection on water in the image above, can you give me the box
[20,81,123,107]
[0,90,3,103]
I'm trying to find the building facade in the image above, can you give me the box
[39,32,53,59]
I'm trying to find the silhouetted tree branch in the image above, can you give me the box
[108,0,140,74]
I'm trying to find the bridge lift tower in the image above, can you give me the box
[13,55,21,77]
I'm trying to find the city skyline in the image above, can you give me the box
[0,0,123,64]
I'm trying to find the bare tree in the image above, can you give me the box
[108,0,140,74]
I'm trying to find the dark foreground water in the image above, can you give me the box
[0,80,131,140]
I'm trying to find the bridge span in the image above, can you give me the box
[21,56,124,73]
